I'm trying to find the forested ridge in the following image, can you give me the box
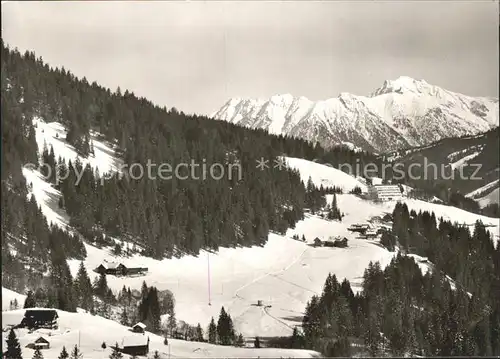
[1,41,354,290]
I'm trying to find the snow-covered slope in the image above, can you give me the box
[283,156,367,192]
[2,288,26,311]
[388,127,499,200]
[2,307,320,358]
[16,119,499,340]
[22,117,123,228]
[213,76,499,152]
[33,117,122,175]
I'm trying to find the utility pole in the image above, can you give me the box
[207,252,211,306]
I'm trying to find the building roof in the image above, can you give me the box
[133,322,147,329]
[100,262,125,269]
[24,309,58,321]
[121,335,149,347]
[34,337,50,344]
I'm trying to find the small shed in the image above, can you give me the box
[313,237,323,247]
[26,337,50,350]
[131,322,147,334]
[257,300,263,306]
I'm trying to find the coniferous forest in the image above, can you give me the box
[1,41,357,291]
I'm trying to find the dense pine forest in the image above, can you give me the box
[299,206,500,356]
[1,41,359,291]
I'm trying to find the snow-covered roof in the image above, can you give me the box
[34,337,49,344]
[121,335,148,347]
[100,262,122,269]
[133,322,146,329]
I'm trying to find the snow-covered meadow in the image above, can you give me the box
[2,308,321,359]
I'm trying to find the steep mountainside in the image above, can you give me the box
[1,42,378,289]
[385,128,499,206]
[213,76,499,152]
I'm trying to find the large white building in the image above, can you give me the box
[368,184,404,201]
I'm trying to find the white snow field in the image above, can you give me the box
[18,117,500,340]
[283,156,367,193]
[33,117,123,175]
[2,288,27,311]
[1,308,320,359]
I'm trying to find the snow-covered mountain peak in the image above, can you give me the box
[212,78,499,152]
[372,76,432,97]
[269,93,295,106]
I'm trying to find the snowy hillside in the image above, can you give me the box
[33,117,122,175]
[22,117,123,229]
[467,179,500,207]
[15,115,499,341]
[1,307,320,358]
[59,194,497,338]
[2,288,27,311]
[387,127,499,199]
[212,76,499,152]
[19,125,499,339]
[282,156,367,192]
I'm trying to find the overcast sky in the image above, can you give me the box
[2,1,499,115]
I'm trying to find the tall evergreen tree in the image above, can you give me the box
[31,348,43,359]
[57,346,69,359]
[69,345,82,359]
[109,345,123,359]
[5,329,23,359]
[208,317,217,344]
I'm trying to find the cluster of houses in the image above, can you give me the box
[313,236,348,248]
[12,309,151,356]
[94,261,148,276]
[348,223,379,238]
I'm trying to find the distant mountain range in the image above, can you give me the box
[212,76,499,153]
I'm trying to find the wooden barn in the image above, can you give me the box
[113,336,150,356]
[20,309,58,330]
[26,337,50,350]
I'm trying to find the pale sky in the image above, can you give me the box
[2,1,499,115]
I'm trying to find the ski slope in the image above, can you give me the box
[283,156,367,192]
[2,308,320,359]
[2,288,27,311]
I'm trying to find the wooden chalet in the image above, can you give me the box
[131,322,146,334]
[113,336,150,356]
[313,237,323,247]
[20,309,58,330]
[26,337,50,350]
[94,262,126,276]
[94,262,148,276]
